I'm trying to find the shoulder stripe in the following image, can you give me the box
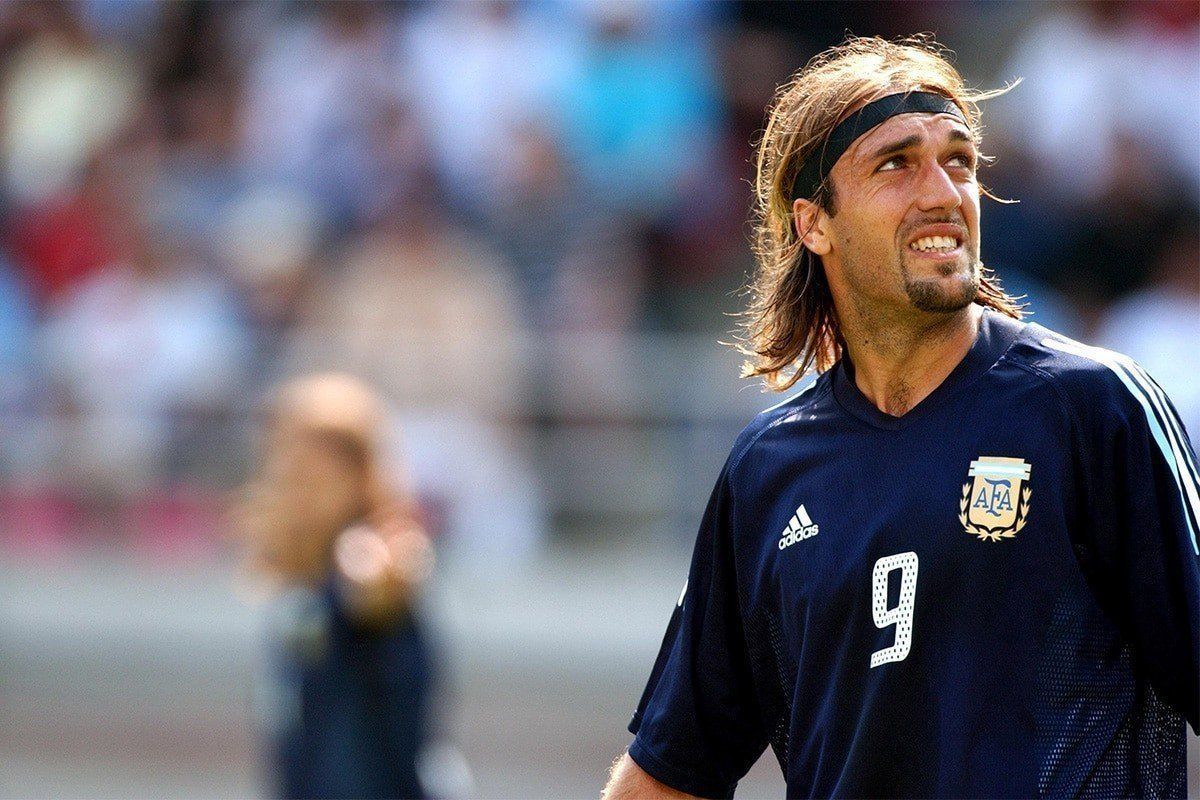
[1105,347,1200,492]
[1044,337,1200,548]
[1114,362,1200,545]
[1043,336,1197,488]
[1055,339,1200,554]
[1042,336,1200,555]
[1123,362,1200,489]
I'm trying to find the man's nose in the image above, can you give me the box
[914,160,962,213]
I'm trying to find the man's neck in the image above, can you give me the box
[841,303,982,417]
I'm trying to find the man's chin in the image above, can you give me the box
[904,272,978,313]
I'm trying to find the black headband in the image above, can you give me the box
[790,91,965,201]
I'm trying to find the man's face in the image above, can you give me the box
[816,112,981,316]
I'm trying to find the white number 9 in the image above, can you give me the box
[870,551,919,668]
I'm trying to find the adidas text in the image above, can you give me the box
[779,504,819,549]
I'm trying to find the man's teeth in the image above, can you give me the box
[909,235,960,252]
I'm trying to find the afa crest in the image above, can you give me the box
[959,456,1032,541]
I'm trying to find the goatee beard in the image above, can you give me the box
[903,261,979,313]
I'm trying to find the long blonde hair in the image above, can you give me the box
[739,35,1022,391]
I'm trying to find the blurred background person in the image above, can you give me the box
[235,373,435,800]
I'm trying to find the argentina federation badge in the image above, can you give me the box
[959,456,1032,541]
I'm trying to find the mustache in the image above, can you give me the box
[902,215,969,236]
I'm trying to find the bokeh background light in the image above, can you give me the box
[0,2,1196,797]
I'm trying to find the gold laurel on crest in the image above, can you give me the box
[959,482,1031,541]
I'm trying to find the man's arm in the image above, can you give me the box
[612,456,769,798]
[1052,345,1200,729]
[603,752,699,800]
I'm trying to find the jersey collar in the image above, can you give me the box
[831,310,1024,431]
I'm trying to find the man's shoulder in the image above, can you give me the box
[1005,322,1163,427]
[726,374,832,475]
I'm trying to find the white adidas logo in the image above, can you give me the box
[778,504,819,550]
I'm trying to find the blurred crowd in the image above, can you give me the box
[0,0,1196,563]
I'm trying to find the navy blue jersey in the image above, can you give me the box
[629,311,1200,799]
[269,582,432,800]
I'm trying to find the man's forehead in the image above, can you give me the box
[848,113,973,163]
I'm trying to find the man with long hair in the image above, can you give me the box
[605,36,1198,799]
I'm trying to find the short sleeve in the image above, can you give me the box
[627,461,768,798]
[1073,364,1200,733]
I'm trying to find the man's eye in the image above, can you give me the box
[947,153,976,170]
[878,156,905,172]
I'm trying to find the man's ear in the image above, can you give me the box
[792,198,831,255]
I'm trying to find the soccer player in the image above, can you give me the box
[603,37,1199,799]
